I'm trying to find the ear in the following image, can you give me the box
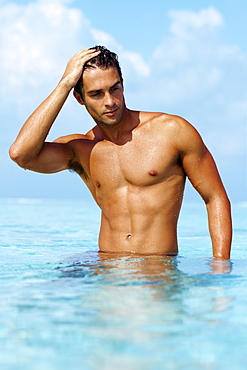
[73,90,85,105]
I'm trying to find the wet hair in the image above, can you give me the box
[74,45,123,99]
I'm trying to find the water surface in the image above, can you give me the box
[0,198,246,370]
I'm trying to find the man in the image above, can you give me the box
[9,46,232,259]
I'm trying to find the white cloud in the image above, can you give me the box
[148,7,246,109]
[90,28,118,49]
[121,51,150,77]
[169,7,224,38]
[90,29,150,77]
[0,0,91,99]
[0,0,149,107]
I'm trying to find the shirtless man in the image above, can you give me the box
[9,46,232,259]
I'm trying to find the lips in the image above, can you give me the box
[104,108,119,116]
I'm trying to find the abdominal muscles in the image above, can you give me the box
[97,179,184,255]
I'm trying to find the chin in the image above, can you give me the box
[102,120,121,127]
[101,114,123,126]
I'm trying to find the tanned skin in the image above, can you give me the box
[9,49,232,259]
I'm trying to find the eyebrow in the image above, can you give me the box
[87,81,121,95]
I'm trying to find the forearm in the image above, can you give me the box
[206,195,232,259]
[9,49,100,169]
[9,80,71,167]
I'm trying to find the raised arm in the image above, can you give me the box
[177,118,232,259]
[9,49,100,173]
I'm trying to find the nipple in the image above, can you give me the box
[149,170,158,176]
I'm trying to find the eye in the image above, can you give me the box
[110,86,120,93]
[90,91,102,98]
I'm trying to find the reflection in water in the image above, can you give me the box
[56,252,233,322]
[208,258,232,275]
[11,252,236,369]
[58,253,182,288]
[58,252,232,283]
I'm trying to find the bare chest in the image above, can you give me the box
[88,136,183,190]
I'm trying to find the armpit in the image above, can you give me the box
[68,158,89,180]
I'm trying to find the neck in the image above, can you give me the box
[97,108,139,145]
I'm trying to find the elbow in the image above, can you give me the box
[222,193,232,215]
[206,192,231,209]
[9,143,19,163]
[9,143,28,169]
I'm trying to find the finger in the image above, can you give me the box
[77,49,101,57]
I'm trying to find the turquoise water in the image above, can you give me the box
[0,198,246,370]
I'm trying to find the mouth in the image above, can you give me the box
[104,108,119,116]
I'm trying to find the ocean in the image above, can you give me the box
[0,198,246,370]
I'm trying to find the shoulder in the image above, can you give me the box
[53,132,93,144]
[139,111,187,128]
[155,113,197,133]
[139,111,200,136]
[139,111,206,154]
[53,124,101,145]
[163,115,207,157]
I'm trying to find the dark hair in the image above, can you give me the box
[74,45,123,98]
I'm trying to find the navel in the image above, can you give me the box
[96,181,101,188]
[149,170,158,176]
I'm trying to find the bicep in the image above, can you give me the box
[184,150,225,201]
[180,129,226,203]
[24,142,74,174]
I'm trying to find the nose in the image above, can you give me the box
[104,92,115,107]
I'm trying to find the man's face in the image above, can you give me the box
[81,66,125,127]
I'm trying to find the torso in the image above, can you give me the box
[71,111,186,255]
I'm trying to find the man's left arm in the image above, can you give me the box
[177,118,232,259]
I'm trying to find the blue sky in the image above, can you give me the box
[0,0,246,202]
